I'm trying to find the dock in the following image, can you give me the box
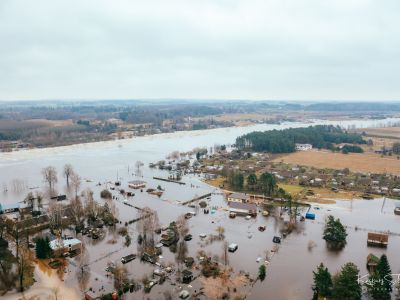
[181,193,212,206]
[153,177,186,185]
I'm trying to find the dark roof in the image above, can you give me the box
[228,202,257,211]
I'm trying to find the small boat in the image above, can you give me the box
[245,215,251,220]
[262,210,269,217]
[229,212,236,218]
[258,226,266,232]
[361,193,374,200]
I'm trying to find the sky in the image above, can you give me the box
[0,0,399,101]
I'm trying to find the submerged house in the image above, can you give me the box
[228,202,257,216]
[49,237,82,256]
[227,192,250,203]
[128,180,146,189]
[0,203,29,215]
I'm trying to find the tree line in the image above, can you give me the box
[236,125,366,153]
[312,254,393,300]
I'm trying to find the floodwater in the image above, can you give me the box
[1,118,400,300]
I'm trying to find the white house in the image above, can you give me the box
[295,143,313,151]
[50,237,82,255]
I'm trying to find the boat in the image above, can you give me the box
[121,254,136,264]
[258,226,266,232]
[229,212,236,218]
[262,210,269,216]
[361,193,374,200]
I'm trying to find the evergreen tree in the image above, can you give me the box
[367,254,393,299]
[332,262,362,300]
[247,174,257,190]
[35,237,53,259]
[323,215,347,250]
[258,264,266,281]
[258,172,276,196]
[312,263,333,297]
[366,271,390,300]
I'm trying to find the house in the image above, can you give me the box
[228,202,257,216]
[49,237,82,256]
[0,203,29,214]
[227,192,250,203]
[128,180,146,189]
[295,143,313,151]
[0,203,20,214]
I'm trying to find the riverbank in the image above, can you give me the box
[2,116,400,156]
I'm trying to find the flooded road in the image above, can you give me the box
[1,117,400,299]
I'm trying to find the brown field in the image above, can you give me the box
[192,113,274,126]
[0,119,73,130]
[273,149,400,175]
[355,126,400,138]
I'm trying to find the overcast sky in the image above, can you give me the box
[0,0,399,101]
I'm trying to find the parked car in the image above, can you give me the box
[228,243,238,252]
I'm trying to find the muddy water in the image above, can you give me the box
[1,118,400,300]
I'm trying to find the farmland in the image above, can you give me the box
[273,149,400,175]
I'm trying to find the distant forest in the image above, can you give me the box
[236,125,366,153]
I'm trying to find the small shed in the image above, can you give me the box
[366,253,379,273]
[367,232,388,248]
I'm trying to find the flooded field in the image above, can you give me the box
[1,118,400,299]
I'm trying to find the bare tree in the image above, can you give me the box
[136,207,159,256]
[222,241,229,266]
[216,226,225,239]
[70,197,85,231]
[42,166,58,191]
[17,245,34,292]
[176,214,189,238]
[70,172,81,200]
[24,192,35,209]
[63,164,74,187]
[83,189,99,223]
[48,202,64,235]
[113,264,128,291]
[77,244,90,291]
[175,240,188,269]
[35,191,44,209]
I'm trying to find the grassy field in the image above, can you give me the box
[273,149,400,175]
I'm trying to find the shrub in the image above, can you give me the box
[100,189,112,199]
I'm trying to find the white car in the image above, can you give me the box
[228,243,238,252]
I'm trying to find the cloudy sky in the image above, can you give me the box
[0,0,399,101]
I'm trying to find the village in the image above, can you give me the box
[0,130,399,300]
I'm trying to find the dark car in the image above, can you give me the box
[184,234,192,241]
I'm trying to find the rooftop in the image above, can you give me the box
[49,238,82,250]
[228,202,257,211]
